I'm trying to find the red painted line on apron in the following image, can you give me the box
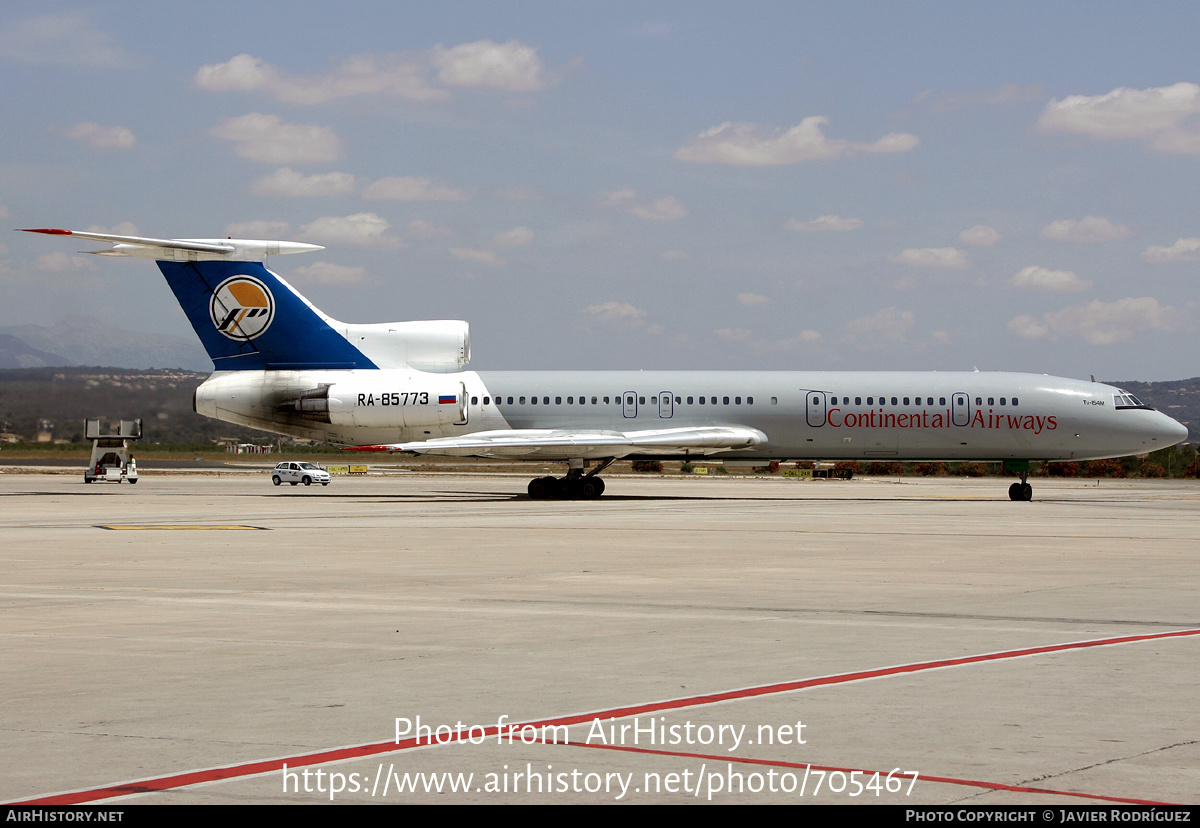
[13,627,1199,805]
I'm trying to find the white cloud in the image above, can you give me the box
[1150,129,1200,155]
[846,307,915,345]
[715,328,753,342]
[1142,238,1200,262]
[602,188,636,206]
[289,262,368,285]
[0,12,137,68]
[1039,216,1131,243]
[889,247,969,270]
[785,215,863,232]
[492,227,533,248]
[196,52,446,104]
[601,189,687,221]
[1011,265,1092,292]
[61,122,135,150]
[195,41,546,105]
[737,293,769,306]
[363,176,471,201]
[432,40,545,91]
[225,220,291,238]
[451,248,505,267]
[1009,297,1187,345]
[35,252,94,272]
[83,222,138,236]
[585,301,647,326]
[250,167,354,197]
[210,113,342,164]
[632,197,687,221]
[660,250,688,261]
[298,213,399,246]
[958,225,1001,246]
[715,328,823,353]
[675,117,918,166]
[1037,83,1200,153]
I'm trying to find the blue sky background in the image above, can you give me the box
[2,1,1198,379]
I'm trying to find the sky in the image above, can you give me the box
[1,1,1198,380]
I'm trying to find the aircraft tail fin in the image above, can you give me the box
[21,229,378,371]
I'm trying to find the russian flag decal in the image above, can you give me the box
[439,395,457,404]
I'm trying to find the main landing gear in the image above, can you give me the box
[1008,472,1033,502]
[527,458,613,500]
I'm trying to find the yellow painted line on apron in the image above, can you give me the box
[96,525,270,531]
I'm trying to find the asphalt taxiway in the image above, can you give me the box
[1,470,1198,805]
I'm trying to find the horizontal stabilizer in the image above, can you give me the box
[20,228,322,262]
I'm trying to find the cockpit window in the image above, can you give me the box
[1113,391,1151,410]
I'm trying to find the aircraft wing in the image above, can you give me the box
[347,426,767,459]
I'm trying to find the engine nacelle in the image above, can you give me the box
[318,374,468,428]
[337,320,470,372]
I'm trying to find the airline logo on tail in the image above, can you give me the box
[210,276,275,340]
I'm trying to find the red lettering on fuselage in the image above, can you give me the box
[826,407,1056,433]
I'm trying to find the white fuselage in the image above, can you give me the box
[194,368,1187,462]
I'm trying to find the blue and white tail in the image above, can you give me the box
[156,259,378,370]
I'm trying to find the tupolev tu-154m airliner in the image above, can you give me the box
[24,228,1189,501]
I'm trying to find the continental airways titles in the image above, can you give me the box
[827,407,1058,435]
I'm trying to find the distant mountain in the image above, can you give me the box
[0,315,211,371]
[0,334,72,369]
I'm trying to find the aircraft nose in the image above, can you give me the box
[1156,413,1189,447]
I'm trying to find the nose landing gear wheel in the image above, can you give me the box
[1008,481,1033,501]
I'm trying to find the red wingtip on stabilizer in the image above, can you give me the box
[20,228,73,235]
[342,445,389,452]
